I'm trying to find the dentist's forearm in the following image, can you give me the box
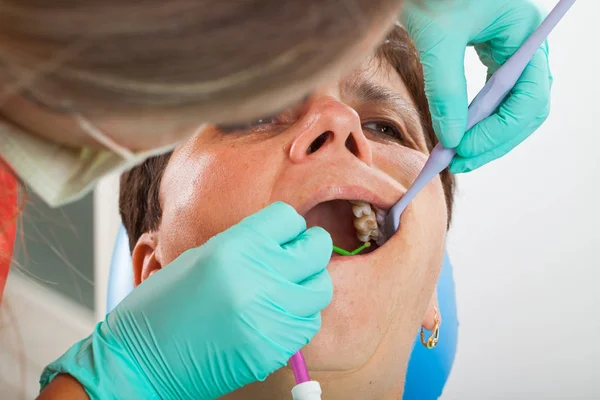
[37,374,90,400]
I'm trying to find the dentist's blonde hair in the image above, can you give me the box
[0,0,400,114]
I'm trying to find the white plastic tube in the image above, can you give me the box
[291,381,322,400]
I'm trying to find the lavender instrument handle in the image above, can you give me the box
[385,0,576,238]
[466,0,576,131]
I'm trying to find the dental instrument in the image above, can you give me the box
[333,241,371,256]
[382,0,577,242]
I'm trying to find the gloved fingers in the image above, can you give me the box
[402,0,469,148]
[237,202,306,245]
[287,313,323,348]
[472,0,546,68]
[449,127,532,173]
[455,46,551,159]
[277,269,333,318]
[275,226,332,283]
[419,40,470,148]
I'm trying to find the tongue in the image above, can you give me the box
[303,200,360,251]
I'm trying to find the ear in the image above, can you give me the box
[131,232,162,287]
[421,288,441,331]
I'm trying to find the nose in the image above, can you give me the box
[288,97,372,165]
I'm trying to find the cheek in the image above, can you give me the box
[372,144,426,187]
[373,143,448,296]
[372,144,448,232]
[157,146,281,264]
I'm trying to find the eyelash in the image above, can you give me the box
[362,120,404,142]
[217,116,278,134]
[218,95,310,134]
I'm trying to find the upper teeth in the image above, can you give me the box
[350,200,371,218]
[350,200,382,243]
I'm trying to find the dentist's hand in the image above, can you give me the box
[40,202,333,399]
[402,0,552,173]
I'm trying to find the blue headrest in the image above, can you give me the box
[107,224,134,313]
[107,223,457,399]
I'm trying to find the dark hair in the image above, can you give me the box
[119,25,456,251]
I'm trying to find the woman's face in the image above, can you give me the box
[140,56,448,399]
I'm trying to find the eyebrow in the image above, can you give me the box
[342,78,423,136]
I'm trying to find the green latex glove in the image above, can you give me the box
[402,0,553,173]
[40,202,333,399]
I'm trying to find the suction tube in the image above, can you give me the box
[290,351,310,383]
[289,351,322,399]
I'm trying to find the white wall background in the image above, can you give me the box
[1,273,95,399]
[442,0,600,399]
[93,171,121,322]
[0,171,120,398]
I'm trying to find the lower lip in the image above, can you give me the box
[328,252,370,270]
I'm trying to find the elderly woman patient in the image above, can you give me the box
[118,25,455,400]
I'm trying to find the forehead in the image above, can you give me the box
[340,55,415,105]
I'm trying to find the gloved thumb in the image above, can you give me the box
[419,39,469,148]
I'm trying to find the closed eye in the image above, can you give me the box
[217,115,278,134]
[217,95,311,134]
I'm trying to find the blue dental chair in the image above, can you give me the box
[107,224,457,399]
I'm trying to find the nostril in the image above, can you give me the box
[307,131,332,155]
[345,134,359,156]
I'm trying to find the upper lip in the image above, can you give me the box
[294,182,402,217]
[273,154,406,220]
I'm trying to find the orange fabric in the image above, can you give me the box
[0,162,17,303]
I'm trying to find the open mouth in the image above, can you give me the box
[303,199,387,257]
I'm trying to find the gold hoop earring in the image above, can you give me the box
[420,306,440,349]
